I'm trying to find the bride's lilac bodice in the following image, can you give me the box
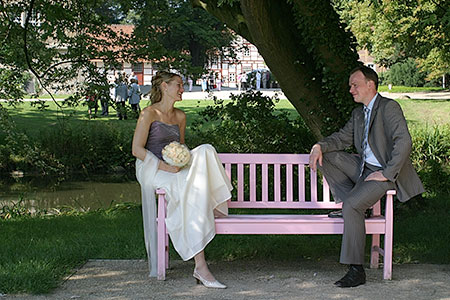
[145,121,180,160]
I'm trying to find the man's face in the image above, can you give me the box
[349,71,375,105]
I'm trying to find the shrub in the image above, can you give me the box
[385,58,427,87]
[0,104,136,175]
[410,124,450,195]
[39,122,135,174]
[189,91,315,154]
[0,105,64,175]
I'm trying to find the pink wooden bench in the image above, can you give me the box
[156,153,396,280]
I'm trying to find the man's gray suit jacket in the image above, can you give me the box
[318,94,425,202]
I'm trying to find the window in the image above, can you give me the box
[132,63,143,72]
[210,56,218,69]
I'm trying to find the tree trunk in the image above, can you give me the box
[191,0,361,140]
[189,39,206,68]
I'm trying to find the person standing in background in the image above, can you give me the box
[128,76,141,118]
[216,73,222,91]
[115,73,128,120]
[201,75,207,92]
[262,71,268,89]
[255,71,261,90]
[237,73,242,91]
[187,75,193,92]
[241,72,247,91]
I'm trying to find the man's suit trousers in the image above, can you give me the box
[318,151,395,265]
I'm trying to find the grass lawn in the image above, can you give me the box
[396,98,450,127]
[4,97,449,138]
[378,85,446,93]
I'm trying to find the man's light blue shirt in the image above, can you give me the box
[364,94,382,167]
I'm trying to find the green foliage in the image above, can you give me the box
[0,105,135,175]
[0,69,31,100]
[189,91,315,153]
[0,105,65,175]
[128,0,235,77]
[0,196,32,220]
[290,1,360,131]
[410,125,450,195]
[0,0,126,101]
[38,121,135,174]
[383,58,427,87]
[0,0,236,106]
[334,0,450,81]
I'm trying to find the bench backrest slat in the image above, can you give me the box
[262,164,268,202]
[237,163,244,202]
[274,163,281,202]
[218,153,341,209]
[323,177,330,202]
[250,163,256,202]
[310,169,318,203]
[286,164,293,202]
[298,164,305,202]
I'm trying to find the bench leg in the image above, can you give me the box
[370,234,380,269]
[165,232,169,269]
[383,194,394,280]
[157,194,166,280]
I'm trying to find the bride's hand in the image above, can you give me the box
[159,161,181,173]
[169,165,181,173]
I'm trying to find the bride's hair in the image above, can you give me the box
[150,71,180,104]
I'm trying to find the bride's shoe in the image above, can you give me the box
[193,269,227,289]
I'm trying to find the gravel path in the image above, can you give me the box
[5,259,450,300]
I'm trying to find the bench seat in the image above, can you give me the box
[215,214,387,234]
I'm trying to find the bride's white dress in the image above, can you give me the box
[135,121,232,277]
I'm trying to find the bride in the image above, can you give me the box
[132,71,233,288]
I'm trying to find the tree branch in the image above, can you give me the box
[23,0,61,108]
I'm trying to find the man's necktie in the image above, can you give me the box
[360,106,370,176]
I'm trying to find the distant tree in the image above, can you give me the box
[334,0,450,81]
[121,0,236,77]
[0,0,126,106]
[0,0,235,106]
[387,58,426,87]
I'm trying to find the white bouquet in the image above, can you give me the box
[161,141,191,167]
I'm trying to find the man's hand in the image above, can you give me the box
[309,144,323,172]
[365,171,388,182]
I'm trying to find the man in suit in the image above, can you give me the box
[309,66,424,288]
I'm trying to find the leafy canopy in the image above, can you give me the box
[334,0,450,80]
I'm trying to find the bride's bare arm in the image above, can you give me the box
[177,109,186,144]
[132,109,153,161]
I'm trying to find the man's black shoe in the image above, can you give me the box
[327,209,373,218]
[328,210,343,218]
[334,265,366,288]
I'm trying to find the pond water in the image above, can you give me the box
[0,173,141,211]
